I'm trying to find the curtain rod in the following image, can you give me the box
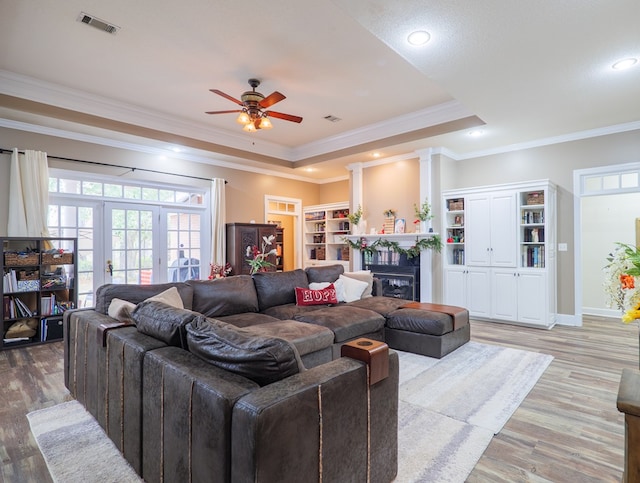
[0,148,226,183]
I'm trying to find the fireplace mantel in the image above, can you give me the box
[344,233,439,302]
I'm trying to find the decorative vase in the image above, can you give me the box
[358,219,368,235]
[420,221,428,233]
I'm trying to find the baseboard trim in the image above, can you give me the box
[555,313,582,327]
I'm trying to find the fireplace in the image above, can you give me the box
[364,253,420,301]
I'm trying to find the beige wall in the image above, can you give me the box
[362,158,420,234]
[318,180,349,204]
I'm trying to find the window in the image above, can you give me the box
[49,169,209,305]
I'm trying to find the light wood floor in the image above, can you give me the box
[0,315,636,482]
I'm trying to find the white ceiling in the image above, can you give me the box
[1,0,639,181]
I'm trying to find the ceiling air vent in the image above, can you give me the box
[77,12,120,35]
[323,115,342,123]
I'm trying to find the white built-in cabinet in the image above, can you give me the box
[303,202,351,269]
[442,180,556,328]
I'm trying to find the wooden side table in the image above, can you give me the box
[617,368,640,482]
[341,338,389,385]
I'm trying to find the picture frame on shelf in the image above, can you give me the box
[394,218,406,234]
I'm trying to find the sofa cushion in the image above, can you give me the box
[188,276,259,317]
[336,275,368,303]
[132,300,202,349]
[342,271,374,298]
[294,305,385,343]
[95,282,194,314]
[107,298,136,322]
[240,320,335,357]
[252,269,309,311]
[295,284,338,306]
[305,264,345,283]
[347,296,409,316]
[385,308,454,336]
[185,317,304,386]
[215,312,280,328]
[261,303,326,320]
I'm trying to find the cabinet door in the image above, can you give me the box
[491,269,518,321]
[466,195,491,266]
[489,192,517,267]
[517,271,546,325]
[444,267,467,307]
[466,267,491,317]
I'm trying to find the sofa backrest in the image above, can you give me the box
[187,276,259,317]
[252,269,309,311]
[94,282,193,314]
[305,264,345,283]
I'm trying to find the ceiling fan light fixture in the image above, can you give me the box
[259,116,273,130]
[236,111,251,125]
[407,30,431,46]
[243,122,257,132]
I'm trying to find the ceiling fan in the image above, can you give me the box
[206,78,303,132]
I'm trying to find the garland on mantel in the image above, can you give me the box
[343,235,442,259]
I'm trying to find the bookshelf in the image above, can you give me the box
[2,237,77,350]
[444,197,465,266]
[303,202,351,269]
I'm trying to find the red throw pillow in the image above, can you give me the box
[295,284,338,306]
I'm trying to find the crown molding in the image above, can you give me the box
[291,100,473,160]
[0,117,349,184]
[445,120,640,161]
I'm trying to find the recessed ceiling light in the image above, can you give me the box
[468,129,484,137]
[407,30,431,46]
[612,58,638,70]
[171,146,182,153]
[371,152,382,158]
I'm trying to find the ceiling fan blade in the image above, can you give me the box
[259,91,286,109]
[210,89,243,106]
[205,110,243,115]
[266,111,303,123]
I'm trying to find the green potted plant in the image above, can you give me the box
[414,198,433,232]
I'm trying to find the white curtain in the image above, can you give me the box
[8,149,51,237]
[210,178,226,266]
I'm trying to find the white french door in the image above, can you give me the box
[104,203,160,285]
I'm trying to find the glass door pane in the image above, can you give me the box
[105,203,158,285]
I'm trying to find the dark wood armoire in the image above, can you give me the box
[226,223,278,275]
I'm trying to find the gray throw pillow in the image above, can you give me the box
[185,317,304,386]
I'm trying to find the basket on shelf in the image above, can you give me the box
[4,252,39,266]
[41,252,74,265]
[448,199,464,211]
[316,248,326,260]
[341,247,350,261]
[526,192,544,205]
[17,270,39,281]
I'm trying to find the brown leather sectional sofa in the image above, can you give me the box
[63,264,469,482]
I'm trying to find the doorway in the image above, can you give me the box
[265,196,302,270]
[574,162,640,321]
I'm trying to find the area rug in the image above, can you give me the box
[27,341,552,483]
[27,400,142,483]
[395,341,553,482]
